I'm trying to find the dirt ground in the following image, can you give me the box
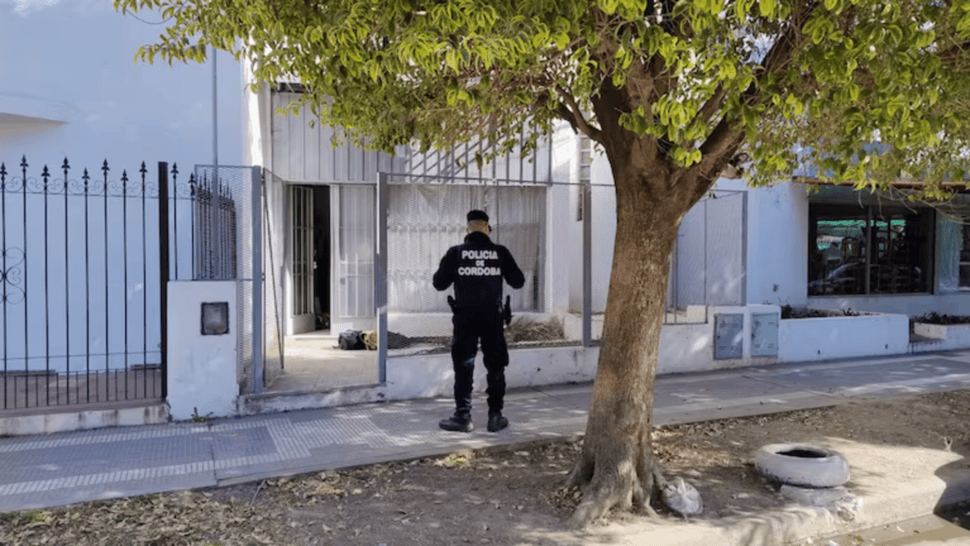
[1,390,969,546]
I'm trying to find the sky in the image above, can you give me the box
[3,0,111,16]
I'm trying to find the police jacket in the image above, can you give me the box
[433,231,525,311]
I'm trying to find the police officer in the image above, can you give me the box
[433,210,525,433]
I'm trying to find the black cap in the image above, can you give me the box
[466,209,489,223]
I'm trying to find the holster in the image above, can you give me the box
[447,295,458,314]
[503,295,512,326]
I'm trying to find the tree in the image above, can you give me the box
[116,0,970,526]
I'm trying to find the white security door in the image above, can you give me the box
[331,184,376,331]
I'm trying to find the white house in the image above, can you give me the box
[2,0,969,435]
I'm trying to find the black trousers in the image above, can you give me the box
[450,310,508,415]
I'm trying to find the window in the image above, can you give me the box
[808,203,933,295]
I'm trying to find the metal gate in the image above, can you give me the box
[0,158,177,411]
[668,190,748,312]
[262,168,286,390]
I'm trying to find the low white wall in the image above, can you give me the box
[388,313,451,338]
[384,346,598,401]
[778,312,910,362]
[912,322,970,352]
[167,281,239,420]
[658,322,718,374]
[0,404,169,436]
[389,312,564,339]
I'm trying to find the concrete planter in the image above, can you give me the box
[778,311,910,362]
[912,321,970,351]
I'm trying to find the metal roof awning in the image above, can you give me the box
[793,175,970,192]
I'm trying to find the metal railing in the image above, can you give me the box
[0,158,178,411]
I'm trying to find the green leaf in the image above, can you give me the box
[760,0,776,18]
[599,0,620,15]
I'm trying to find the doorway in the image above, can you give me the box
[287,185,331,334]
[268,183,379,393]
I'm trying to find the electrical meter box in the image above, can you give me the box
[714,313,744,359]
[751,313,779,357]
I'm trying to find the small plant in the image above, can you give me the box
[24,510,48,523]
[913,311,970,325]
[191,407,213,424]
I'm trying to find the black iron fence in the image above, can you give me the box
[193,173,238,280]
[0,158,197,412]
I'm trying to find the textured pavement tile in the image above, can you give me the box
[210,426,275,460]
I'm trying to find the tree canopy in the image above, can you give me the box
[118,0,970,196]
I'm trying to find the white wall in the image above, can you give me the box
[589,152,617,312]
[545,123,575,315]
[778,312,910,362]
[709,179,810,307]
[566,143,616,314]
[564,140,617,314]
[167,281,238,420]
[0,1,245,170]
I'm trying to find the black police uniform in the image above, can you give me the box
[433,215,524,430]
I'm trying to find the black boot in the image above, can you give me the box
[487,412,508,432]
[439,412,474,433]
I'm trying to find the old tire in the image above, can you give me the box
[754,443,850,488]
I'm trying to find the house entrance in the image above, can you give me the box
[265,182,379,393]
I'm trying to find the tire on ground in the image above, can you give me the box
[753,443,850,488]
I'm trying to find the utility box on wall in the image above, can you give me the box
[714,313,744,359]
[751,313,779,357]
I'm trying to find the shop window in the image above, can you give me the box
[808,204,933,295]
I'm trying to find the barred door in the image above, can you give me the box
[289,186,315,334]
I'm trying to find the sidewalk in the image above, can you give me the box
[1,350,970,543]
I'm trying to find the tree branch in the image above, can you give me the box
[556,86,604,143]
[691,85,727,129]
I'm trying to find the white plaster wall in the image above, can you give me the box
[546,123,575,315]
[589,151,617,313]
[383,346,598,402]
[561,137,615,314]
[778,313,910,362]
[712,180,811,307]
[243,78,273,169]
[912,323,970,351]
[0,404,169,436]
[167,281,239,420]
[0,2,245,170]
[657,322,717,374]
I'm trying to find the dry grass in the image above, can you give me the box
[506,316,566,343]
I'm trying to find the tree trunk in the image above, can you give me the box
[567,165,695,527]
